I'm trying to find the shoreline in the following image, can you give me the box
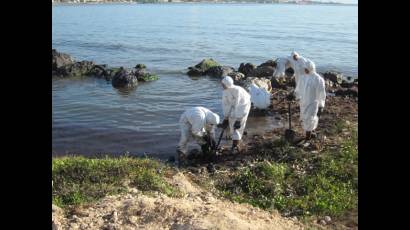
[52,94,358,229]
[52,2,357,6]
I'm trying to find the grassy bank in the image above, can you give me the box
[213,119,357,222]
[52,156,179,208]
[52,118,357,228]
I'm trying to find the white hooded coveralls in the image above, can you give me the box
[222,76,251,141]
[178,106,220,154]
[249,83,271,109]
[295,60,326,132]
[272,57,291,79]
[289,52,308,97]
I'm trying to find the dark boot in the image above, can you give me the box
[231,140,241,154]
[177,150,186,167]
[305,131,312,140]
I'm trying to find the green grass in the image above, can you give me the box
[216,123,357,218]
[52,156,178,208]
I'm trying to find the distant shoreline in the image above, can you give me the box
[52,2,357,6]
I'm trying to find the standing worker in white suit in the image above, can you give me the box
[218,76,251,152]
[294,59,326,140]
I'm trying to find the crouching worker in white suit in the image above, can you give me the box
[177,106,220,161]
[295,60,326,140]
[218,76,251,153]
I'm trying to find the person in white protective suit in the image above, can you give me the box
[249,83,271,110]
[294,59,326,140]
[272,57,291,80]
[177,106,220,159]
[218,76,251,152]
[288,51,308,97]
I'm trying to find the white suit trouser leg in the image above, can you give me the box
[301,102,319,132]
[177,123,191,154]
[229,113,249,141]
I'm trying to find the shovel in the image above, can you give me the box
[284,101,296,142]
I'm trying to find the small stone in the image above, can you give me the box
[112,211,118,222]
[52,204,63,215]
[324,216,332,223]
[319,219,327,225]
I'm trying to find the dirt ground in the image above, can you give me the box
[52,172,304,230]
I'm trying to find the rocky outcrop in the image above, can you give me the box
[56,60,96,78]
[322,71,343,84]
[257,59,276,68]
[52,49,74,70]
[228,71,245,83]
[206,66,235,78]
[52,49,158,84]
[112,68,138,88]
[248,66,275,78]
[238,63,256,76]
[133,65,159,82]
[187,59,220,76]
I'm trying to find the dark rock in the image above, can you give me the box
[194,58,219,71]
[285,67,295,77]
[248,66,275,78]
[52,49,75,70]
[187,59,220,76]
[206,65,235,78]
[88,64,109,78]
[228,71,245,84]
[187,67,204,76]
[132,66,159,82]
[322,71,343,84]
[258,59,276,68]
[57,61,95,78]
[112,68,138,88]
[340,80,355,88]
[271,77,287,90]
[135,64,146,69]
[335,87,358,98]
[238,63,256,76]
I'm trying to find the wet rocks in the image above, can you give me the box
[206,65,235,78]
[335,87,358,98]
[132,65,159,82]
[257,59,276,68]
[228,71,245,83]
[248,66,275,78]
[322,71,343,84]
[52,49,75,70]
[238,62,256,76]
[52,49,158,83]
[112,68,138,88]
[187,59,220,76]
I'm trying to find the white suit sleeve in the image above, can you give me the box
[317,77,326,108]
[222,91,233,119]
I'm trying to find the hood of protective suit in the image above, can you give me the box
[205,111,220,126]
[291,51,300,59]
[222,76,234,88]
[305,59,316,73]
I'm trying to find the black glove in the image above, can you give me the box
[210,138,216,150]
[217,119,229,129]
[234,120,241,130]
[317,107,324,117]
[286,92,296,101]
